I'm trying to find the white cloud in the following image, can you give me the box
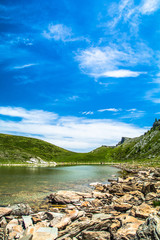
[140,0,160,15]
[75,44,152,78]
[82,111,94,115]
[98,108,120,112]
[0,106,147,152]
[13,63,38,69]
[43,23,89,42]
[95,70,145,78]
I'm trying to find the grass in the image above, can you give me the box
[0,121,160,166]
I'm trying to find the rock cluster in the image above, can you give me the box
[1,167,160,239]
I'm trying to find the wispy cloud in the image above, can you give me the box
[121,109,145,119]
[75,43,152,78]
[43,23,89,43]
[107,0,160,36]
[140,0,160,15]
[98,108,121,112]
[0,106,147,152]
[81,111,94,115]
[13,63,38,69]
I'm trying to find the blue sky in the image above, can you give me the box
[0,0,160,152]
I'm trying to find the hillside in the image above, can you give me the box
[0,134,75,164]
[0,119,160,165]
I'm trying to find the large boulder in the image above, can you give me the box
[132,203,156,219]
[135,213,160,240]
[113,215,144,240]
[11,203,32,216]
[48,191,92,204]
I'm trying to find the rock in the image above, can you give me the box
[11,203,32,216]
[114,215,144,240]
[48,191,84,204]
[135,213,160,240]
[49,213,65,227]
[32,227,58,240]
[22,216,33,229]
[114,191,144,206]
[95,185,105,192]
[142,182,157,196]
[132,202,156,219]
[0,207,12,217]
[114,203,132,212]
[109,219,121,233]
[92,191,112,200]
[20,234,33,240]
[108,184,123,194]
[90,182,102,187]
[44,212,64,221]
[92,213,112,221]
[91,199,103,207]
[82,231,110,239]
[66,209,79,220]
[6,219,19,233]
[145,192,157,201]
[0,217,7,227]
[54,215,71,229]
[122,184,135,192]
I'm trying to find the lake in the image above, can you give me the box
[0,165,120,206]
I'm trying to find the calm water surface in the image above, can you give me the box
[0,165,120,206]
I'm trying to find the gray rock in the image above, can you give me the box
[32,227,58,240]
[135,214,160,240]
[11,203,32,216]
[20,234,33,240]
[22,216,33,229]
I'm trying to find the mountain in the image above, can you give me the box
[0,119,160,164]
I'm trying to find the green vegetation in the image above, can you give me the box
[0,119,160,165]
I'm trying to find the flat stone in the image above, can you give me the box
[32,227,58,240]
[92,213,112,221]
[19,234,33,240]
[114,215,144,240]
[22,216,33,229]
[114,203,132,212]
[82,231,110,240]
[133,203,156,219]
[0,207,12,217]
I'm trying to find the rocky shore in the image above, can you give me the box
[1,167,160,240]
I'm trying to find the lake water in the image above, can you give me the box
[0,165,120,206]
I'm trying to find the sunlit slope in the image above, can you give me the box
[0,133,75,164]
[0,120,160,164]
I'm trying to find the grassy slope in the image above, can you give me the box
[0,122,160,165]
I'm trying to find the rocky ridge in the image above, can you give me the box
[1,167,160,239]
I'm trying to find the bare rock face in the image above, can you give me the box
[135,214,160,240]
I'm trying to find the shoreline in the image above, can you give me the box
[0,166,160,239]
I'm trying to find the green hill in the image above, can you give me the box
[0,119,160,165]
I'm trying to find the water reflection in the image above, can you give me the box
[0,165,120,205]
